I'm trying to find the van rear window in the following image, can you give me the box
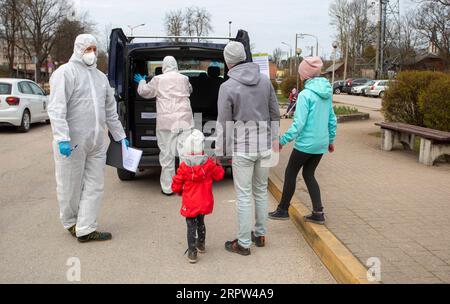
[0,83,12,95]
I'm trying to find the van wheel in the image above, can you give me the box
[117,168,136,181]
[334,88,341,94]
[379,91,385,99]
[18,110,31,133]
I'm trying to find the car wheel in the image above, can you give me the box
[117,168,136,181]
[18,110,31,133]
[334,88,341,94]
[379,91,385,99]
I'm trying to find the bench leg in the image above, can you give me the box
[399,133,415,150]
[381,129,395,151]
[419,139,450,166]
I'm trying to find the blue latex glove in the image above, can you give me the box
[122,138,129,149]
[59,141,71,157]
[133,74,146,84]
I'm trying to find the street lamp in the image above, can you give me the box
[128,23,145,36]
[281,42,293,76]
[298,33,319,56]
[229,21,232,37]
[336,14,350,81]
[294,34,304,90]
[331,41,338,85]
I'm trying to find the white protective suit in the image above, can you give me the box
[137,56,194,194]
[48,34,126,237]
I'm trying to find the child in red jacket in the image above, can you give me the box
[172,129,225,263]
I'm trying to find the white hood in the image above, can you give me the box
[69,34,98,69]
[162,56,178,73]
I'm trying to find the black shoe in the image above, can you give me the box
[67,225,76,237]
[185,249,198,263]
[77,231,112,243]
[304,212,325,225]
[268,208,289,220]
[161,190,174,196]
[225,239,251,256]
[251,231,265,247]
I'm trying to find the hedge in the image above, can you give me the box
[419,77,450,132]
[382,71,450,131]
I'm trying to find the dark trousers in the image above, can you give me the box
[186,215,206,252]
[278,149,324,212]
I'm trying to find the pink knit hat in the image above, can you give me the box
[298,56,323,80]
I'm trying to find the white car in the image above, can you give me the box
[0,78,49,132]
[366,80,391,98]
[351,80,375,96]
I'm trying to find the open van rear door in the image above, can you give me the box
[108,28,128,99]
[235,30,253,63]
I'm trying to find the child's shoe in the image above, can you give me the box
[185,249,198,263]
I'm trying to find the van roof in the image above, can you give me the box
[128,41,227,51]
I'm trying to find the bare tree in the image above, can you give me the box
[414,1,450,68]
[0,0,21,76]
[164,9,184,41]
[272,48,283,67]
[16,0,68,82]
[183,7,196,41]
[192,7,212,42]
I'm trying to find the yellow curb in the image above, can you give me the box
[268,172,380,284]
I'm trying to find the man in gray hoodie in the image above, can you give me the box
[215,41,280,256]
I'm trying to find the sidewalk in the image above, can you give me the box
[273,107,450,284]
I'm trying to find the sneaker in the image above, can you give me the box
[67,225,76,237]
[268,208,289,220]
[77,231,112,243]
[185,249,198,264]
[196,239,206,253]
[304,212,325,225]
[251,231,265,247]
[161,190,174,196]
[225,239,251,256]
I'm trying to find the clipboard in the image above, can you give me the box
[106,133,125,170]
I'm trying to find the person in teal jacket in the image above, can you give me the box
[269,56,337,224]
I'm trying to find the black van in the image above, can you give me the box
[107,28,252,180]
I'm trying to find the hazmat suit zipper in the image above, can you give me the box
[86,71,100,148]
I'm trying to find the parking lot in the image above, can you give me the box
[0,122,334,283]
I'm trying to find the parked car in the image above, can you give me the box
[342,78,371,94]
[351,80,375,96]
[332,80,344,94]
[366,80,391,98]
[107,28,252,180]
[0,78,49,132]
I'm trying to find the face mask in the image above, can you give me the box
[82,52,97,66]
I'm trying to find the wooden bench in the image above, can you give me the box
[375,122,450,166]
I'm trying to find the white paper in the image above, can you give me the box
[122,141,143,173]
[252,53,270,78]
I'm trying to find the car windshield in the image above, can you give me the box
[365,81,375,86]
[0,83,12,95]
[145,59,225,78]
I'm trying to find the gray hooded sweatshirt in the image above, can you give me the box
[215,62,280,156]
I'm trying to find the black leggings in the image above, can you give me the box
[186,215,206,252]
[278,149,324,212]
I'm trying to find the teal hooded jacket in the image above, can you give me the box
[279,77,337,154]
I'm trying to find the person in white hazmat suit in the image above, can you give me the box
[48,34,128,242]
[134,56,193,195]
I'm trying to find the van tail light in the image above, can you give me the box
[6,96,20,105]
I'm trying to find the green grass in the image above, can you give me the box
[333,105,359,115]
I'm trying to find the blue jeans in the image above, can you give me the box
[232,152,270,248]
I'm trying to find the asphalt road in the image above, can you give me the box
[0,123,334,283]
[333,94,382,111]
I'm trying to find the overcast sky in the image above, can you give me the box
[74,0,416,59]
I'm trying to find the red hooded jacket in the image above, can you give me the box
[172,158,225,218]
